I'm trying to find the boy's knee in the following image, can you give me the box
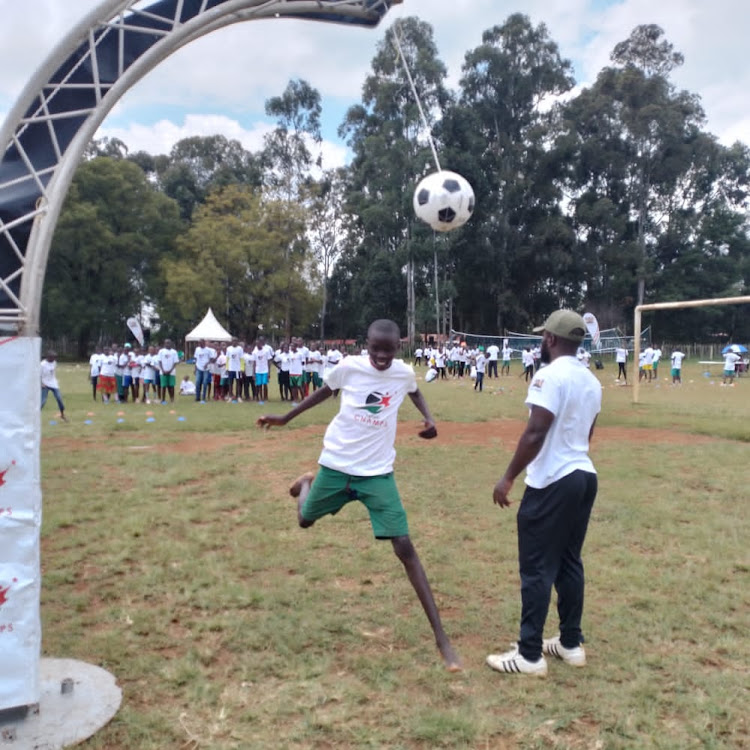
[391,535,415,561]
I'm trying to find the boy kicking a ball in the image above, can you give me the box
[257,319,461,672]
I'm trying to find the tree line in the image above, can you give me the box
[42,15,750,358]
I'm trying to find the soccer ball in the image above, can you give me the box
[425,368,438,383]
[413,170,475,232]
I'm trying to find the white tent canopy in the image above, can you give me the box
[185,308,232,343]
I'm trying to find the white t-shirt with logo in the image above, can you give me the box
[616,348,628,363]
[486,345,499,361]
[89,353,103,377]
[252,344,275,375]
[671,351,685,369]
[194,346,215,372]
[524,355,602,489]
[226,345,243,373]
[723,352,740,371]
[319,356,418,476]
[159,348,179,374]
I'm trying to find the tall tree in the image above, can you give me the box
[153,135,262,220]
[338,17,450,343]
[160,185,319,339]
[558,24,707,322]
[444,13,575,333]
[42,157,182,356]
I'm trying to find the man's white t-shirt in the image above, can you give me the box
[502,346,512,361]
[475,353,487,373]
[643,347,655,365]
[226,345,243,373]
[616,348,628,364]
[40,360,59,389]
[100,354,116,378]
[288,349,304,377]
[724,352,740,371]
[194,346,215,372]
[671,351,685,369]
[89,353,103,377]
[252,344,275,375]
[158,348,179,374]
[319,356,418,476]
[524,355,602,489]
[486,345,499,362]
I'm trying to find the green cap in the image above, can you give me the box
[533,310,586,343]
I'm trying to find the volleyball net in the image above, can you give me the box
[448,326,651,358]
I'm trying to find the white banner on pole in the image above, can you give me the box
[0,336,41,709]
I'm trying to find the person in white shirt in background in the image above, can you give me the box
[129,346,143,402]
[252,336,275,404]
[615,346,628,383]
[501,342,513,376]
[97,347,117,402]
[641,345,655,382]
[414,347,423,367]
[274,342,291,401]
[179,375,196,395]
[41,351,66,421]
[306,343,324,392]
[521,348,535,382]
[141,346,156,403]
[670,349,686,385]
[88,347,103,401]
[158,339,179,404]
[474,348,487,392]
[722,350,741,386]
[225,337,244,402]
[193,338,216,403]
[324,344,342,380]
[652,347,662,380]
[486,343,500,378]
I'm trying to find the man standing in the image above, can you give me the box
[670,349,686,385]
[41,351,67,421]
[486,342,500,378]
[252,336,275,404]
[158,339,179,404]
[615,345,628,383]
[193,339,216,403]
[487,310,602,677]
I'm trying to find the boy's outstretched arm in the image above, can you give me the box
[407,388,437,439]
[257,385,334,428]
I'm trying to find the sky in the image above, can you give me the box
[1,0,749,169]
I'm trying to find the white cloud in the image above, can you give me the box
[97,113,350,168]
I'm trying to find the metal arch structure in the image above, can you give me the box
[0,0,398,727]
[0,0,399,335]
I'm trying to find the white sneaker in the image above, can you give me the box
[542,636,586,667]
[486,645,547,676]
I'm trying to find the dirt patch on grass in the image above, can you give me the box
[43,419,718,457]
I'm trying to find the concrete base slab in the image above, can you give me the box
[0,658,121,748]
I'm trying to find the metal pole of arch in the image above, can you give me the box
[632,295,750,403]
[0,1,398,745]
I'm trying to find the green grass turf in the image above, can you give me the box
[35,359,749,748]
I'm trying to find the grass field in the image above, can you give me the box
[37,359,749,749]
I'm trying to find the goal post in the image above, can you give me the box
[633,295,750,403]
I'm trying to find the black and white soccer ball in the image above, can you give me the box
[413,170,475,232]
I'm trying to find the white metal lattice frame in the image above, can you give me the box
[0,0,395,333]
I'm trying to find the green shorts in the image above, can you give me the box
[160,373,176,387]
[289,374,304,388]
[301,465,409,539]
[671,368,680,377]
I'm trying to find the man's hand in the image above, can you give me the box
[257,414,286,429]
[418,421,437,439]
[493,476,513,508]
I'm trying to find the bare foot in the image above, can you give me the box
[439,642,462,672]
[289,472,315,498]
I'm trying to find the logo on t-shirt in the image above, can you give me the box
[359,392,392,414]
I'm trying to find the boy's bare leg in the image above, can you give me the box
[391,535,462,672]
[289,472,316,528]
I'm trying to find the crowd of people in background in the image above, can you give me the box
[79,336,746,409]
[86,336,347,406]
